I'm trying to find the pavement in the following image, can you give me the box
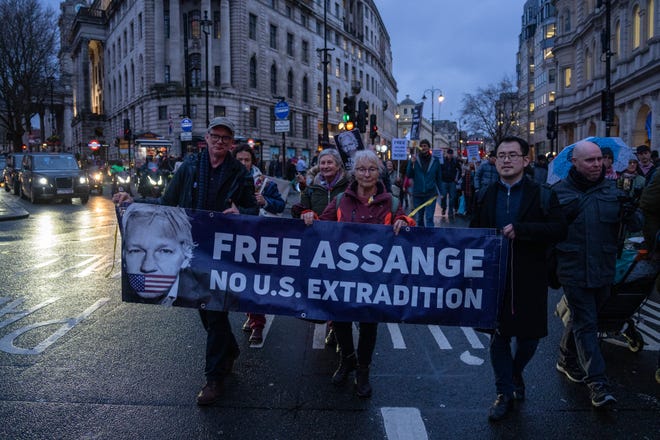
[0,191,29,221]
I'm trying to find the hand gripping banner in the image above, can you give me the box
[118,204,507,328]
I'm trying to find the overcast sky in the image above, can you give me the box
[377,0,527,122]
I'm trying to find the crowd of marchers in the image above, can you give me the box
[112,118,660,422]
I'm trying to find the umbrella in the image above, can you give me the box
[546,137,636,185]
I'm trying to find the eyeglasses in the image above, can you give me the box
[208,134,233,143]
[355,167,379,175]
[496,152,524,161]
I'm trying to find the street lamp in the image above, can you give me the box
[395,113,400,138]
[200,11,213,128]
[422,87,444,149]
[48,76,55,139]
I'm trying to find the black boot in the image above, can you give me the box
[355,364,372,398]
[332,352,356,385]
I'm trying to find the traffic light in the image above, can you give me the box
[342,95,356,122]
[356,100,368,133]
[123,118,132,141]
[369,114,378,140]
[546,110,556,140]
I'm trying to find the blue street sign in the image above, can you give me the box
[181,118,193,132]
[274,101,289,120]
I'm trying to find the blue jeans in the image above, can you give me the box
[199,309,240,381]
[412,193,437,227]
[439,182,457,215]
[559,285,610,385]
[490,333,539,396]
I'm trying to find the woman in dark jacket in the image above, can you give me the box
[302,150,415,398]
[298,148,350,215]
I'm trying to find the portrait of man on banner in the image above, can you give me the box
[120,203,215,308]
[334,129,364,170]
[409,102,424,141]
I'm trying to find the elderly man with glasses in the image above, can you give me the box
[113,116,258,406]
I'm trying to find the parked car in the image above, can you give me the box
[3,152,24,195]
[19,152,90,204]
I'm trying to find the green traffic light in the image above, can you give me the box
[342,113,350,122]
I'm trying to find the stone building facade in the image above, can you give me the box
[61,0,397,165]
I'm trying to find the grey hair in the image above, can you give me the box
[122,203,197,266]
[318,148,345,169]
[349,150,383,179]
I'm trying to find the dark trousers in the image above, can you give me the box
[489,333,539,396]
[559,285,610,385]
[333,321,378,366]
[412,194,436,227]
[199,309,239,381]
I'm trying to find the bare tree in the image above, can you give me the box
[0,0,58,152]
[460,76,522,147]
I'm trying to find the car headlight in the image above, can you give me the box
[37,177,48,185]
[79,176,88,184]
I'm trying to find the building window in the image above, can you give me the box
[189,10,201,39]
[249,56,257,88]
[335,90,340,113]
[287,70,294,99]
[649,0,655,40]
[301,13,308,28]
[585,49,593,81]
[317,83,322,106]
[214,106,226,117]
[335,58,341,78]
[302,75,309,103]
[271,64,278,95]
[190,53,201,87]
[139,13,143,39]
[302,114,309,139]
[158,106,167,120]
[249,107,258,128]
[563,67,572,88]
[249,14,257,40]
[270,24,278,49]
[213,11,221,39]
[633,5,641,49]
[615,20,621,58]
[214,65,221,87]
[287,33,294,57]
[302,40,309,63]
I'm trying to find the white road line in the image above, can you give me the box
[636,322,660,345]
[381,407,428,440]
[28,257,63,271]
[461,327,485,349]
[75,256,110,277]
[428,325,452,350]
[386,323,406,349]
[249,315,273,349]
[313,323,327,349]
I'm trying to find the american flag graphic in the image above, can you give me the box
[128,273,177,293]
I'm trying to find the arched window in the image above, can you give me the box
[270,64,277,95]
[249,55,257,88]
[649,0,655,40]
[302,75,309,103]
[287,70,294,99]
[633,4,641,49]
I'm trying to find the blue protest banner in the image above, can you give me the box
[118,204,507,328]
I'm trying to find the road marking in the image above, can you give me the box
[0,297,60,330]
[428,325,452,349]
[460,350,485,365]
[249,315,273,349]
[313,323,327,349]
[75,256,110,277]
[0,298,109,354]
[461,327,485,349]
[387,323,407,349]
[381,407,428,440]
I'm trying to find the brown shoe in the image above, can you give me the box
[249,327,263,344]
[196,380,221,406]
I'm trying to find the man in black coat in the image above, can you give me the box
[471,136,567,421]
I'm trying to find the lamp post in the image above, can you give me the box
[422,87,444,149]
[200,11,213,128]
[395,113,400,138]
[48,76,55,139]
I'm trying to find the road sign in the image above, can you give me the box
[181,118,193,132]
[274,101,289,120]
[88,140,101,151]
[275,119,290,133]
[180,132,192,141]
